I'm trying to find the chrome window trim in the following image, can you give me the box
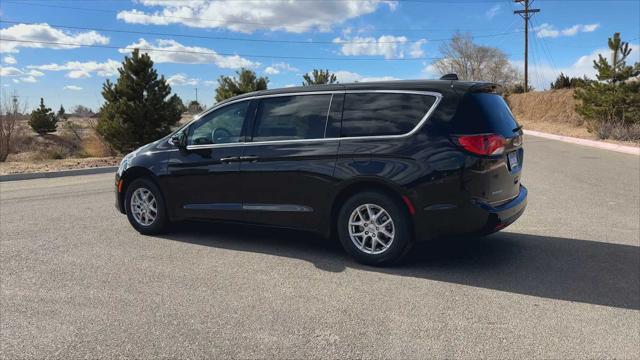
[183,89,442,150]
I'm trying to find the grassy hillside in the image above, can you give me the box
[506,89,592,139]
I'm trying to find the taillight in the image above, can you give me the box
[454,134,506,156]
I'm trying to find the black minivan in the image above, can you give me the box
[115,79,527,265]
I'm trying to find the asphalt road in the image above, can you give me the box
[1,136,639,359]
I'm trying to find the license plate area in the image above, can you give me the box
[508,151,519,171]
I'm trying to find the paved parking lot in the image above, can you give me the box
[1,135,638,358]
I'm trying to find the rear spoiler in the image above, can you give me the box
[469,82,503,94]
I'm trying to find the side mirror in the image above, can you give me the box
[170,131,186,148]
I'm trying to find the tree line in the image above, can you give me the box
[1,31,637,160]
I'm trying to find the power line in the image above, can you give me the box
[0,20,524,45]
[0,38,446,61]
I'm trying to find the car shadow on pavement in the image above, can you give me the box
[160,221,639,311]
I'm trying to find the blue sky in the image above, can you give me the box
[1,0,639,111]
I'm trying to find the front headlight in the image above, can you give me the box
[118,152,135,174]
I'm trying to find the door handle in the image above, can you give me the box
[240,155,259,162]
[220,156,240,164]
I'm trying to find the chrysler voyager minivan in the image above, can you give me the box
[115,78,527,265]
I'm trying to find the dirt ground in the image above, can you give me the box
[0,157,120,175]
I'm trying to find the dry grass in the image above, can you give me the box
[81,133,114,158]
[506,89,638,146]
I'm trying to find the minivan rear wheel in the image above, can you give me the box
[337,191,413,265]
[125,178,168,235]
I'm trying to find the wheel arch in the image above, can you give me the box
[328,178,414,239]
[118,166,164,214]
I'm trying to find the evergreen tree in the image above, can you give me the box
[550,73,571,90]
[187,100,204,113]
[97,49,182,152]
[550,73,593,90]
[593,33,640,84]
[29,98,58,135]
[57,105,68,121]
[215,68,268,102]
[302,69,338,86]
[575,33,640,139]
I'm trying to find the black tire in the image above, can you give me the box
[337,191,414,266]
[124,178,169,235]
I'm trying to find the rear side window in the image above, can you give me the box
[341,93,437,137]
[253,95,332,142]
[451,93,520,137]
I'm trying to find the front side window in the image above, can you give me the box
[341,93,437,137]
[253,95,332,142]
[187,101,249,146]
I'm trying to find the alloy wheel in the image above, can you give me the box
[348,203,395,255]
[130,188,158,226]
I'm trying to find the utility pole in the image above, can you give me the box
[514,0,540,92]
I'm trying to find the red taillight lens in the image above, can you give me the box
[454,134,506,156]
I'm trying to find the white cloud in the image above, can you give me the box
[0,66,22,77]
[0,23,109,53]
[421,63,439,78]
[264,62,298,75]
[28,59,120,78]
[116,0,396,33]
[167,73,199,86]
[0,66,45,83]
[485,4,502,19]
[333,70,399,83]
[3,56,17,64]
[118,38,258,69]
[19,76,37,83]
[535,23,600,38]
[409,39,427,58]
[334,35,426,59]
[64,85,83,91]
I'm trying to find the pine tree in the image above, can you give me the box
[574,33,640,139]
[302,69,338,86]
[29,98,58,135]
[57,105,68,121]
[550,73,571,90]
[97,49,183,152]
[215,68,268,102]
[593,33,640,84]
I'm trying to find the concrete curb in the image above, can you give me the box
[0,166,117,182]
[524,130,640,156]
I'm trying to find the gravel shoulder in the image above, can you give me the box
[0,157,120,175]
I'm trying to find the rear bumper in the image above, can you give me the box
[415,185,527,240]
[473,185,528,233]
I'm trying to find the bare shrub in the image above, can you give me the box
[0,92,27,162]
[82,133,114,157]
[590,120,640,141]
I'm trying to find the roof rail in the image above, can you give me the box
[440,73,459,81]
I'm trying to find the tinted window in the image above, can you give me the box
[451,93,520,137]
[253,95,332,142]
[187,101,249,145]
[341,93,436,137]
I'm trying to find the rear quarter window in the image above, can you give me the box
[451,93,520,137]
[341,93,437,137]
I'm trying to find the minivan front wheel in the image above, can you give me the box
[125,178,168,235]
[338,191,413,265]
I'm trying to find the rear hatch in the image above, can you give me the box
[450,90,523,205]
